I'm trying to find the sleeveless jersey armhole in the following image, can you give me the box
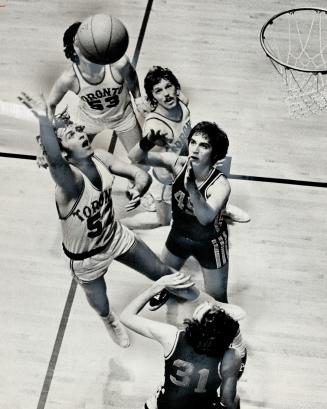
[110,64,124,85]
[72,64,81,94]
[164,329,181,359]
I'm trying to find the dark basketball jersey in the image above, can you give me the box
[171,162,227,240]
[157,331,221,409]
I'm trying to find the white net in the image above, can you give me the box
[262,8,327,117]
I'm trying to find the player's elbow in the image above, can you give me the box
[221,394,239,409]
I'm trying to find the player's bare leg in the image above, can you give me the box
[116,123,150,198]
[116,237,173,280]
[161,246,186,271]
[116,122,142,153]
[79,276,130,348]
[202,263,229,303]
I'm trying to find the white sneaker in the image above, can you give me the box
[215,301,246,321]
[224,204,250,223]
[102,311,130,348]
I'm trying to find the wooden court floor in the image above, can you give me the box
[1,1,327,409]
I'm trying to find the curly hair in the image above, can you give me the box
[184,305,239,357]
[144,66,181,107]
[63,22,81,63]
[188,121,229,163]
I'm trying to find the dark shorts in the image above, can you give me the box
[165,227,228,269]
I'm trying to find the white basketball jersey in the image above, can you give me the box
[73,63,131,121]
[144,99,191,154]
[58,154,116,259]
[144,99,191,184]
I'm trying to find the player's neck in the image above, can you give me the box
[156,102,182,121]
[193,163,212,182]
[79,59,105,80]
[70,153,94,168]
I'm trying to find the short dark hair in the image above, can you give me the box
[144,66,181,107]
[184,306,239,357]
[188,121,229,162]
[63,22,81,63]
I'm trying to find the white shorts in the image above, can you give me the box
[76,103,137,135]
[70,221,135,283]
[148,168,172,203]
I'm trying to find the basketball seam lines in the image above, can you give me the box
[91,15,100,56]
[105,15,113,57]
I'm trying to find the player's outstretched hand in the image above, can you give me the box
[152,272,194,294]
[134,96,152,116]
[17,92,48,119]
[146,128,169,147]
[125,188,141,212]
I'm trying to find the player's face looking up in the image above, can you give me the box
[188,132,213,166]
[60,125,93,158]
[152,79,178,110]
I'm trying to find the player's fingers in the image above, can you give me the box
[176,274,192,283]
[21,91,32,101]
[125,200,140,211]
[174,281,195,289]
[17,97,32,109]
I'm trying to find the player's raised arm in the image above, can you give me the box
[120,273,193,352]
[47,71,75,120]
[95,149,151,211]
[18,93,80,199]
[114,55,141,99]
[128,130,182,170]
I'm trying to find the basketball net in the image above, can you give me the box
[261,8,327,118]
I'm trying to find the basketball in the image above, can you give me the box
[76,14,129,65]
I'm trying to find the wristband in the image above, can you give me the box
[139,136,155,152]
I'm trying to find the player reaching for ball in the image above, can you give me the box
[122,66,250,229]
[37,16,148,173]
[19,92,186,349]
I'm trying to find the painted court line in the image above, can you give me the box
[1,152,326,189]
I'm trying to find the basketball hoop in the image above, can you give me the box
[260,7,327,117]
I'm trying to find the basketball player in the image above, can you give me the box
[19,92,180,349]
[122,66,191,227]
[145,275,247,379]
[36,22,147,171]
[129,121,231,302]
[120,273,243,409]
[122,66,249,229]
